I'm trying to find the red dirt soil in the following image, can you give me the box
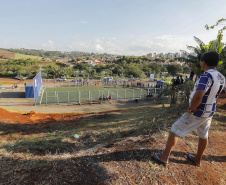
[0,99,225,185]
[0,78,33,85]
[0,108,91,124]
[0,49,15,58]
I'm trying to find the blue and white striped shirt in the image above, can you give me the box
[189,69,225,117]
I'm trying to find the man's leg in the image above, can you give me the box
[190,137,208,166]
[153,131,179,164]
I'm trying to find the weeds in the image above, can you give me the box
[149,160,157,171]
[1,101,225,184]
[186,142,195,149]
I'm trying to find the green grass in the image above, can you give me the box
[0,104,175,156]
[0,102,225,184]
[14,53,42,60]
[37,86,159,105]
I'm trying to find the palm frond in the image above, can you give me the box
[186,46,197,51]
[193,36,205,46]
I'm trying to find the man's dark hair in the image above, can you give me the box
[200,51,219,67]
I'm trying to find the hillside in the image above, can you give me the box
[0,49,43,60]
[0,49,15,59]
[14,53,42,60]
[0,99,225,184]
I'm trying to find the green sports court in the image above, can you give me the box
[36,86,160,105]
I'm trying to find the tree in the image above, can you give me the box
[124,63,142,78]
[180,18,226,76]
[181,35,225,76]
[167,64,183,76]
[142,63,151,73]
[183,65,191,74]
[74,63,92,71]
[180,36,208,76]
[94,64,105,73]
[112,65,124,76]
[205,18,226,76]
[149,63,163,75]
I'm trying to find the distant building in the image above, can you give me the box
[146,51,190,59]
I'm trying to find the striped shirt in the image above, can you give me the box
[189,69,225,117]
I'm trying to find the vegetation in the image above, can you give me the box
[180,18,226,76]
[0,100,225,184]
[14,53,42,60]
[0,48,117,59]
[205,18,226,76]
[0,59,39,78]
[0,53,188,79]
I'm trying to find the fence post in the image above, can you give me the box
[140,89,142,99]
[46,91,47,105]
[133,89,134,99]
[117,90,118,100]
[40,88,44,105]
[68,91,69,103]
[90,91,92,105]
[57,91,59,104]
[79,91,81,105]
[89,91,90,103]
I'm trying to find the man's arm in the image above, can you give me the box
[187,89,206,114]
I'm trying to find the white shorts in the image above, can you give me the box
[171,112,212,139]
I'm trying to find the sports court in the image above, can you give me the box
[36,85,160,105]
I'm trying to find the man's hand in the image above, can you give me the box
[189,89,206,113]
[186,109,201,114]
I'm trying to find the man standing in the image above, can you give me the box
[152,51,226,166]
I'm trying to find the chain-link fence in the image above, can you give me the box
[36,88,163,105]
[42,79,156,88]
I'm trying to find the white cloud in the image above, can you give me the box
[0,33,209,56]
[126,35,195,55]
[41,40,55,50]
[95,44,104,52]
[63,35,197,55]
[80,21,88,24]
[0,40,28,50]
[6,34,204,56]
[67,37,124,54]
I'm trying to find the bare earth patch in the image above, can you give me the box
[0,96,225,184]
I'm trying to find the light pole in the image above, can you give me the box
[74,71,79,86]
[87,67,92,82]
[110,67,114,77]
[80,71,84,87]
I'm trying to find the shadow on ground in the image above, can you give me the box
[0,92,25,98]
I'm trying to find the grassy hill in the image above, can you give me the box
[14,53,42,60]
[0,49,43,60]
[0,49,15,59]
[0,99,225,184]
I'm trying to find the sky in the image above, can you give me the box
[0,0,226,56]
